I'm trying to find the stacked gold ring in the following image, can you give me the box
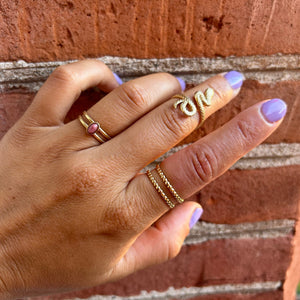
[79,111,111,144]
[155,165,184,204]
[146,164,184,209]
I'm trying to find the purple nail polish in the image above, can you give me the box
[113,72,123,85]
[189,207,203,229]
[261,98,287,123]
[224,71,244,89]
[176,77,186,91]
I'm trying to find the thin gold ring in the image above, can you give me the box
[146,170,175,209]
[156,164,184,204]
[173,88,214,127]
[78,111,111,144]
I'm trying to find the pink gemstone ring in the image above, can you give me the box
[78,111,111,144]
[87,122,100,135]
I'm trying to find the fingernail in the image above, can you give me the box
[261,98,287,123]
[113,72,123,85]
[189,207,203,229]
[224,70,244,89]
[176,77,186,91]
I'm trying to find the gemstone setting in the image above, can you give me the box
[87,122,99,134]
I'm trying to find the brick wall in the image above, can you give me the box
[0,0,299,299]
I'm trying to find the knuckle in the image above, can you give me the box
[161,109,193,140]
[236,119,260,148]
[188,144,219,185]
[206,82,225,101]
[92,59,106,69]
[167,238,182,260]
[119,82,151,111]
[51,65,79,85]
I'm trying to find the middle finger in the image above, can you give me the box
[95,71,244,179]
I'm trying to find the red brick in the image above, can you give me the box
[0,0,299,61]
[193,166,300,224]
[1,80,299,144]
[34,237,291,299]
[0,92,33,139]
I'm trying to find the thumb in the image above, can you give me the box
[116,202,203,276]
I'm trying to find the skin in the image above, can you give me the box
[0,60,284,299]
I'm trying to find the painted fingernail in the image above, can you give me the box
[113,72,123,85]
[176,77,186,91]
[189,207,203,229]
[261,98,287,123]
[224,70,244,89]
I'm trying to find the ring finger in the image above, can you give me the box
[128,98,287,229]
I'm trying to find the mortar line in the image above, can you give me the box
[185,219,295,245]
[74,281,282,300]
[0,54,299,92]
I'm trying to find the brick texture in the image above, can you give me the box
[192,165,300,224]
[0,91,33,138]
[31,237,291,299]
[0,0,299,62]
[0,80,299,144]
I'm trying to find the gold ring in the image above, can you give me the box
[146,170,175,209]
[146,164,185,209]
[156,165,184,204]
[79,111,111,144]
[173,87,214,127]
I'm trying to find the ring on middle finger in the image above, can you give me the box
[173,87,214,127]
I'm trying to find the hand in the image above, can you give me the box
[0,60,286,299]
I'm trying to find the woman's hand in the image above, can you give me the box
[0,60,286,299]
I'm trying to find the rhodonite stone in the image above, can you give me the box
[87,123,99,134]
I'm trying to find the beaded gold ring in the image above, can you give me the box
[146,164,185,209]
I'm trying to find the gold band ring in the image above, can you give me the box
[146,164,184,209]
[173,87,214,127]
[79,111,111,144]
[146,170,175,209]
[155,165,184,204]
